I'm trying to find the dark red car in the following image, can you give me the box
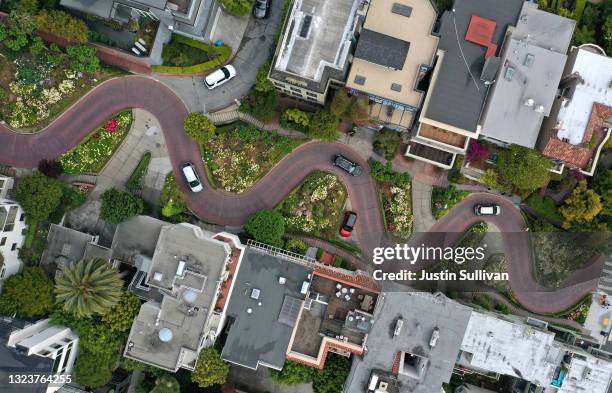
[339,211,357,237]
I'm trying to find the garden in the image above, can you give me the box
[279,171,348,238]
[59,110,133,174]
[202,122,307,193]
[525,193,563,223]
[431,185,469,219]
[270,354,351,393]
[152,34,231,74]
[369,161,413,238]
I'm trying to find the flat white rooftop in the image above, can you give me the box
[557,48,612,145]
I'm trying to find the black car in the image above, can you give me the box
[253,0,271,19]
[333,155,362,176]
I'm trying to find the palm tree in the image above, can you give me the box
[55,258,123,318]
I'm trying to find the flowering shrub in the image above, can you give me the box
[60,111,132,174]
[386,186,413,237]
[105,119,118,133]
[466,140,490,162]
[203,123,306,193]
[281,172,346,235]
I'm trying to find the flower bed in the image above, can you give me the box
[369,161,413,238]
[59,111,133,174]
[279,171,347,237]
[202,122,307,193]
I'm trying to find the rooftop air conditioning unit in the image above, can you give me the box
[394,318,404,336]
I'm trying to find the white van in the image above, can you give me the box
[181,162,203,192]
[204,65,237,89]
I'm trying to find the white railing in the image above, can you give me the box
[246,239,316,268]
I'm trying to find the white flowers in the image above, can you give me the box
[58,79,75,94]
[387,185,413,237]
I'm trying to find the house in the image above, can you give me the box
[123,222,236,372]
[344,292,472,393]
[408,0,525,169]
[0,198,27,286]
[0,175,14,199]
[3,318,79,393]
[268,0,363,104]
[345,0,439,131]
[538,46,612,176]
[59,0,219,43]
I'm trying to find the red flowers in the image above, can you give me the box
[105,119,118,133]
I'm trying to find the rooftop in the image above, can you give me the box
[346,0,438,109]
[345,292,472,393]
[421,0,524,133]
[111,216,165,263]
[41,224,111,272]
[125,224,229,371]
[221,248,313,370]
[271,0,359,91]
[480,3,575,148]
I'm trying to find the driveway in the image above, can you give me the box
[152,0,283,113]
[0,76,602,315]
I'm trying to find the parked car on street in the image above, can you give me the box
[473,204,501,216]
[204,65,237,89]
[339,211,357,237]
[333,155,362,176]
[181,162,203,192]
[253,0,271,19]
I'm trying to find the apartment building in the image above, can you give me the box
[345,0,439,131]
[538,46,612,176]
[0,198,26,285]
[0,175,14,199]
[268,0,363,104]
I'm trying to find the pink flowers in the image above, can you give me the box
[105,119,118,133]
[466,140,490,162]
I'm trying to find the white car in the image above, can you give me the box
[473,204,501,216]
[204,65,237,89]
[181,162,203,192]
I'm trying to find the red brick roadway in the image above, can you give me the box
[0,76,602,314]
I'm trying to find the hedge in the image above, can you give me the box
[152,35,231,74]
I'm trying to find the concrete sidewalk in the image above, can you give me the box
[412,181,436,232]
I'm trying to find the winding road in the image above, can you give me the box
[0,76,603,315]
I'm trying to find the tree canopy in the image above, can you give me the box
[67,45,101,74]
[100,188,144,224]
[255,61,274,93]
[245,209,285,246]
[0,267,54,317]
[330,90,350,118]
[560,180,603,229]
[309,111,339,141]
[15,172,64,222]
[101,290,141,333]
[191,348,229,388]
[35,10,90,43]
[497,145,551,191]
[184,112,216,145]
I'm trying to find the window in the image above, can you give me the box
[11,243,16,251]
[524,53,535,67]
[19,214,24,222]
[391,83,402,92]
[504,67,515,81]
[306,92,317,98]
[354,75,366,85]
[289,87,301,92]
[0,237,5,246]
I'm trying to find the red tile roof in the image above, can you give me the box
[465,15,498,58]
[542,138,592,169]
[391,351,402,375]
[314,265,381,293]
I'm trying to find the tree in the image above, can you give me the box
[309,111,339,141]
[15,172,64,221]
[74,349,115,388]
[67,45,101,74]
[101,291,141,333]
[330,90,350,117]
[572,25,596,46]
[151,375,180,393]
[191,348,229,388]
[100,188,144,224]
[560,180,603,229]
[285,239,307,255]
[35,10,90,43]
[348,96,370,124]
[0,267,54,317]
[255,61,274,93]
[245,209,285,246]
[221,0,254,16]
[311,354,351,393]
[282,108,310,127]
[55,258,124,318]
[184,112,216,145]
[270,360,316,385]
[497,145,551,191]
[605,14,612,55]
[239,90,279,122]
[37,159,63,178]
[3,10,36,51]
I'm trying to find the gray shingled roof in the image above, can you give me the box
[354,29,410,70]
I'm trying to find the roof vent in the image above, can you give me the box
[394,318,404,336]
[524,98,535,107]
[158,328,173,342]
[535,105,545,113]
[183,289,197,304]
[391,3,412,17]
[247,308,253,314]
[524,53,535,67]
[299,15,312,38]
[278,277,287,285]
[354,75,366,85]
[391,83,402,92]
[153,272,163,281]
[250,288,261,300]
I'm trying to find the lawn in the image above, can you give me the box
[203,122,307,193]
[525,193,563,222]
[59,110,133,175]
[431,185,469,219]
[279,171,347,238]
[369,161,413,238]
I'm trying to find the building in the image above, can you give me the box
[124,222,234,372]
[0,175,14,199]
[538,46,612,176]
[458,311,612,393]
[344,292,472,393]
[41,224,111,279]
[479,3,575,149]
[345,0,438,131]
[0,198,26,285]
[408,0,525,168]
[60,0,219,43]
[268,0,362,104]
[4,318,79,393]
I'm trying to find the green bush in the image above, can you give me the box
[0,267,54,317]
[495,302,510,315]
[369,160,410,186]
[309,111,339,141]
[67,45,101,74]
[100,188,144,224]
[221,0,255,16]
[35,10,89,43]
[126,152,151,191]
[526,194,563,222]
[285,239,308,255]
[184,112,216,144]
[239,90,279,122]
[372,129,401,160]
[152,35,231,74]
[245,209,285,246]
